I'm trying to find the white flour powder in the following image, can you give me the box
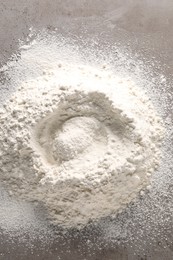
[0,37,163,227]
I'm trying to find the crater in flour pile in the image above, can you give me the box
[33,89,141,183]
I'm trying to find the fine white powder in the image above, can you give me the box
[0,37,164,228]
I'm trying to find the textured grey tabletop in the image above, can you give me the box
[0,0,173,259]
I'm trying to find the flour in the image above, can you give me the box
[0,36,164,228]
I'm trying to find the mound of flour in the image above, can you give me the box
[0,40,163,227]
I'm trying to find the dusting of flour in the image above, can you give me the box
[0,36,163,227]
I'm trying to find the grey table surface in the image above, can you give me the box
[0,0,173,259]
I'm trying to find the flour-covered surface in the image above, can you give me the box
[0,35,163,227]
[0,0,173,259]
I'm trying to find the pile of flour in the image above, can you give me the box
[0,37,163,227]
